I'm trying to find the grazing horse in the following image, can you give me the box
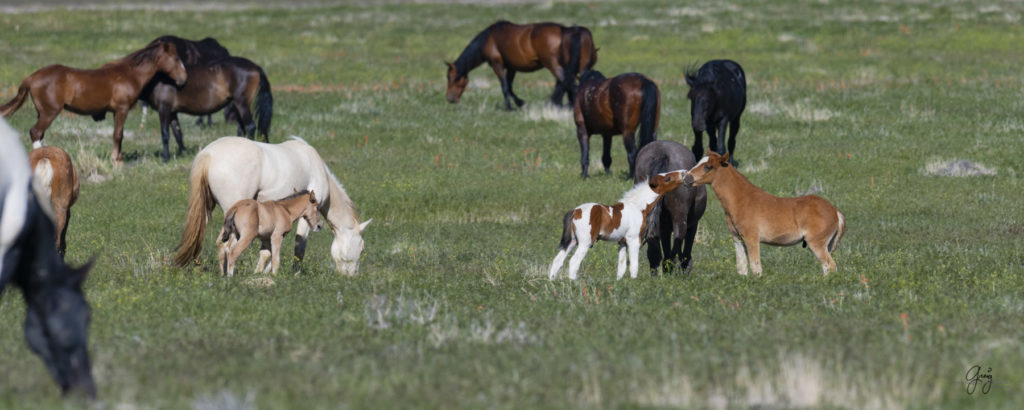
[549,169,686,280]
[634,141,707,274]
[217,190,323,276]
[175,136,371,276]
[446,21,597,109]
[573,70,660,179]
[142,56,274,161]
[1,118,96,398]
[686,60,746,162]
[0,40,187,164]
[683,151,846,276]
[146,35,232,127]
[29,146,80,257]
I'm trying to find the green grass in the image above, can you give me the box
[2,0,1023,408]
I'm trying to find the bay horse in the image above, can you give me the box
[634,141,707,275]
[174,137,371,276]
[0,40,187,164]
[573,70,660,179]
[142,56,274,161]
[29,146,80,258]
[1,118,96,398]
[549,169,686,280]
[683,151,846,276]
[217,190,323,276]
[146,35,232,127]
[446,21,597,109]
[686,60,746,163]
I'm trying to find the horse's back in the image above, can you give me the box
[200,137,329,210]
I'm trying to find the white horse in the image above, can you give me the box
[174,136,370,275]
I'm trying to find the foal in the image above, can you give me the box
[217,191,323,276]
[683,151,846,276]
[549,170,686,280]
[29,146,80,257]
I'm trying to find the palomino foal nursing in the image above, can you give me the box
[217,191,323,276]
[549,170,686,280]
[684,151,846,275]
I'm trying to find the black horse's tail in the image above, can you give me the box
[638,78,660,150]
[254,66,273,143]
[643,154,669,241]
[562,27,585,104]
[558,210,576,250]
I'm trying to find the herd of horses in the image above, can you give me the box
[0,19,845,399]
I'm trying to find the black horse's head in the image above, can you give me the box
[685,71,715,133]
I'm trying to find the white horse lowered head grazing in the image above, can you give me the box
[549,169,687,280]
[174,136,370,275]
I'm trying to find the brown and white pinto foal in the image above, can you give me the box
[683,151,846,276]
[217,190,323,276]
[549,170,687,280]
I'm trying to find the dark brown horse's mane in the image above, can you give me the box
[128,41,171,66]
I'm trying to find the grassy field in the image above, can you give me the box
[1,0,1023,408]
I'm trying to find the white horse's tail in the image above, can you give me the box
[174,153,213,266]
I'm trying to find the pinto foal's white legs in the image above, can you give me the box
[549,239,577,280]
[627,237,641,279]
[566,237,591,280]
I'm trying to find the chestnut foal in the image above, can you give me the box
[549,170,687,280]
[217,191,323,276]
[684,151,846,276]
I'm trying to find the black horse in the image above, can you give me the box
[1,119,96,398]
[686,60,746,163]
[146,35,233,127]
[634,140,707,274]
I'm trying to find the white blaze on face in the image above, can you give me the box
[689,156,710,173]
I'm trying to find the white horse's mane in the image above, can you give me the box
[289,136,357,222]
[618,178,659,208]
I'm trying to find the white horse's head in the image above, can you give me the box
[331,219,371,276]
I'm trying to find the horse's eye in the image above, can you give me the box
[704,165,712,171]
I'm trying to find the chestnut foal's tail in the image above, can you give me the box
[174,154,213,266]
[0,80,30,117]
[828,210,846,254]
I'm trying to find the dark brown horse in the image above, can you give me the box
[446,21,597,109]
[29,146,80,258]
[573,70,660,179]
[1,41,187,164]
[142,56,273,161]
[147,35,232,127]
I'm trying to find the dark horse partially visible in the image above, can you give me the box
[634,140,706,274]
[573,70,660,179]
[446,21,597,109]
[686,60,746,162]
[141,55,273,161]
[146,35,232,127]
[1,119,96,398]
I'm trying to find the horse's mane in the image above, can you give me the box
[287,136,358,223]
[279,189,311,201]
[128,41,170,66]
[619,179,657,207]
[579,70,606,84]
[454,22,503,78]
[684,62,713,86]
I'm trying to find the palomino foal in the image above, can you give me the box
[549,170,686,280]
[684,151,846,276]
[217,191,323,276]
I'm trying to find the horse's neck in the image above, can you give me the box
[326,178,357,231]
[711,167,761,210]
[277,196,311,221]
[455,32,489,76]
[110,59,159,89]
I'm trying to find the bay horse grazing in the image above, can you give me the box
[686,60,746,162]
[175,137,371,276]
[549,169,686,280]
[29,146,80,257]
[142,56,274,161]
[446,21,597,109]
[217,190,323,276]
[1,118,96,398]
[683,151,846,276]
[146,35,232,127]
[634,141,707,275]
[0,40,187,164]
[573,70,660,179]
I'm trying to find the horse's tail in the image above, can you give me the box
[174,154,214,266]
[220,211,236,243]
[828,209,846,254]
[638,78,660,149]
[0,80,30,117]
[561,27,585,103]
[558,210,576,250]
[254,66,273,143]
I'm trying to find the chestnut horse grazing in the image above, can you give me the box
[217,191,323,276]
[1,41,187,164]
[446,21,597,109]
[683,151,846,276]
[175,137,370,276]
[574,70,660,179]
[549,169,686,280]
[29,146,80,257]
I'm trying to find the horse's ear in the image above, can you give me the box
[67,257,96,290]
[308,190,317,203]
[358,218,372,232]
[648,175,664,189]
[720,153,731,167]
[444,61,454,70]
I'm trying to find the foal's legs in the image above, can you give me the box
[742,236,763,277]
[549,236,578,280]
[256,240,272,274]
[808,240,837,274]
[566,237,592,280]
[270,232,285,274]
[616,243,628,280]
[627,236,641,279]
[226,231,257,277]
[601,134,613,174]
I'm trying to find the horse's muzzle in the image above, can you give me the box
[683,174,695,186]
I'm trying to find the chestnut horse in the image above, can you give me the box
[145,35,232,127]
[217,190,323,276]
[686,60,746,162]
[29,146,80,258]
[683,151,846,276]
[2,118,96,398]
[573,70,660,179]
[142,56,273,161]
[549,169,686,280]
[1,41,187,164]
[446,21,597,109]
